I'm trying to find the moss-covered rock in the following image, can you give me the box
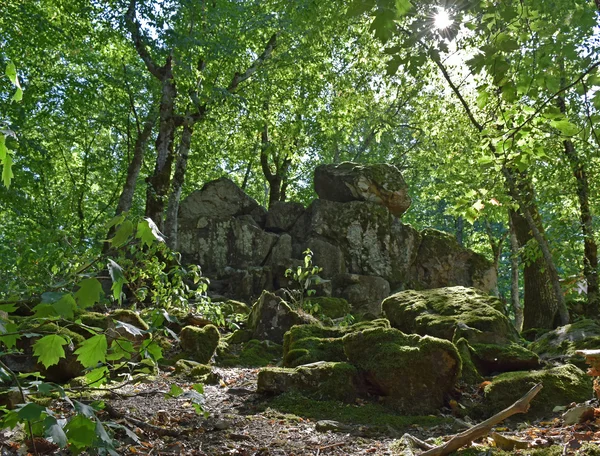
[223,328,253,345]
[304,297,350,319]
[218,339,283,367]
[179,324,220,363]
[282,319,390,368]
[220,299,251,316]
[455,338,483,384]
[111,309,150,331]
[470,343,541,375]
[382,287,519,344]
[343,327,461,413]
[529,319,600,368]
[482,364,592,418]
[247,291,317,343]
[257,361,360,402]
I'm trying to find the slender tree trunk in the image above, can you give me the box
[509,213,524,332]
[557,95,599,318]
[455,216,464,246]
[164,121,193,250]
[259,122,290,209]
[145,63,177,231]
[115,112,156,216]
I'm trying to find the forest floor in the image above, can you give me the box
[1,366,600,455]
[21,366,597,456]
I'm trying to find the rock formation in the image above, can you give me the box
[177,163,497,313]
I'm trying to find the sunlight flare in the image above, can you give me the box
[433,7,453,30]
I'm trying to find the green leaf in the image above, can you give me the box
[5,62,18,87]
[73,400,98,418]
[2,153,13,188]
[110,220,133,247]
[370,11,395,43]
[346,0,375,16]
[65,414,96,453]
[167,384,184,398]
[53,293,76,319]
[107,259,126,303]
[395,0,412,16]
[476,91,489,109]
[386,55,403,76]
[12,88,23,102]
[75,278,103,309]
[107,339,135,361]
[114,319,144,337]
[44,416,68,448]
[33,335,68,368]
[136,217,165,247]
[74,334,107,368]
[550,119,579,136]
[18,403,47,422]
[192,383,204,394]
[84,366,109,386]
[0,135,6,162]
[0,321,19,349]
[141,339,163,361]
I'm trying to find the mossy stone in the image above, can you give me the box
[282,319,390,368]
[529,319,600,368]
[470,342,541,375]
[455,338,483,384]
[482,364,592,418]
[223,329,253,345]
[179,324,220,363]
[220,300,250,316]
[258,361,360,402]
[382,286,519,344]
[218,339,283,367]
[110,309,149,331]
[343,327,461,414]
[304,297,350,319]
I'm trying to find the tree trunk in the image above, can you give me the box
[557,95,599,318]
[509,214,524,332]
[455,216,464,246]
[145,62,177,231]
[114,111,156,216]
[164,121,193,250]
[506,169,568,329]
[259,122,290,209]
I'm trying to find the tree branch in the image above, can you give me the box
[227,33,278,93]
[125,0,162,79]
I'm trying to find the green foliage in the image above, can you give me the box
[285,249,323,309]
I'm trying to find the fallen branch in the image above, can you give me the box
[415,383,543,456]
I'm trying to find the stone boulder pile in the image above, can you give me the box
[177,162,497,314]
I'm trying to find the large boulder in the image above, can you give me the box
[529,319,600,368]
[247,291,317,343]
[343,327,461,413]
[178,177,266,229]
[265,201,305,233]
[481,364,592,418]
[282,319,390,368]
[333,273,390,316]
[291,199,420,287]
[257,362,361,402]
[314,162,411,217]
[382,286,519,344]
[179,325,220,363]
[469,342,541,375]
[411,229,497,293]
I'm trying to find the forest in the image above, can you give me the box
[1,0,600,454]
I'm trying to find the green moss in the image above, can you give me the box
[223,329,253,345]
[343,328,461,413]
[529,319,600,367]
[282,319,390,368]
[265,391,451,432]
[482,364,592,417]
[382,287,518,344]
[220,300,250,316]
[258,362,360,402]
[218,339,282,367]
[304,297,350,319]
[470,342,540,374]
[111,309,149,331]
[77,312,111,331]
[455,338,483,384]
[179,324,220,363]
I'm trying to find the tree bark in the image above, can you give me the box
[509,215,524,332]
[164,121,194,250]
[556,95,599,318]
[259,121,290,209]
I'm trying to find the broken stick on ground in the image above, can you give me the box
[397,383,543,456]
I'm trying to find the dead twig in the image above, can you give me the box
[418,383,543,456]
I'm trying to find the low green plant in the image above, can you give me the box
[285,249,323,309]
[0,215,212,454]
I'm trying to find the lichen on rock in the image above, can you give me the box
[179,324,220,363]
